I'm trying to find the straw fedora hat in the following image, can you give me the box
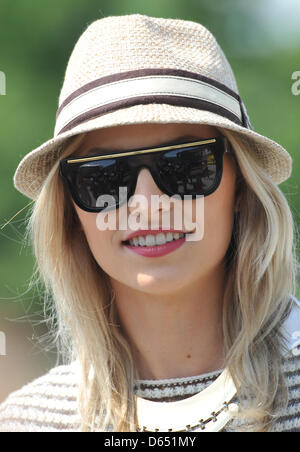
[13,13,292,201]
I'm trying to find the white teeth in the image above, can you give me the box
[128,232,185,247]
[138,236,146,246]
[165,232,173,242]
[145,235,156,246]
[132,237,139,246]
[156,233,166,245]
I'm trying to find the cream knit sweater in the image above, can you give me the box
[0,298,299,432]
[0,348,299,432]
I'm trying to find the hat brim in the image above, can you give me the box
[13,103,292,200]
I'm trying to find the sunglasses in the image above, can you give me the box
[59,136,230,213]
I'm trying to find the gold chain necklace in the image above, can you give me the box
[135,369,239,433]
[136,400,238,432]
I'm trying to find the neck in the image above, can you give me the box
[112,264,226,381]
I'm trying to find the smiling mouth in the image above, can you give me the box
[122,231,190,247]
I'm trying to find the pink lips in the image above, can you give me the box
[122,230,186,257]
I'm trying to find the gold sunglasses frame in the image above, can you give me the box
[66,138,219,164]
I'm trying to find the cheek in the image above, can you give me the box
[200,159,236,262]
[204,196,234,254]
[73,205,115,267]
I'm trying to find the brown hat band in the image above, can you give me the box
[55,68,252,136]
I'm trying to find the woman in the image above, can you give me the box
[0,14,299,432]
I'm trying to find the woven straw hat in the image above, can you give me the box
[14,13,292,200]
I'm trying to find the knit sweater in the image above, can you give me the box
[1,297,300,432]
[0,347,299,432]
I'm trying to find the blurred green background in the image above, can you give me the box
[0,0,299,403]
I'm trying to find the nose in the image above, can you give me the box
[127,167,168,220]
[134,167,164,197]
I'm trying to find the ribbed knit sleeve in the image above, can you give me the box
[0,362,81,432]
[269,346,300,432]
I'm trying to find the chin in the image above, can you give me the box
[132,272,191,294]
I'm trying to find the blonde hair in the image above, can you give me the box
[24,128,299,432]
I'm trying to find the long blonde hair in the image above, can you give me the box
[25,127,299,432]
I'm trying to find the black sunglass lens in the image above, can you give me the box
[73,159,132,210]
[156,144,219,196]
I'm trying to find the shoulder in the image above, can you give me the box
[0,361,81,432]
[270,345,300,432]
[270,296,300,431]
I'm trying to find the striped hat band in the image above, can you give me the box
[54,68,253,136]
